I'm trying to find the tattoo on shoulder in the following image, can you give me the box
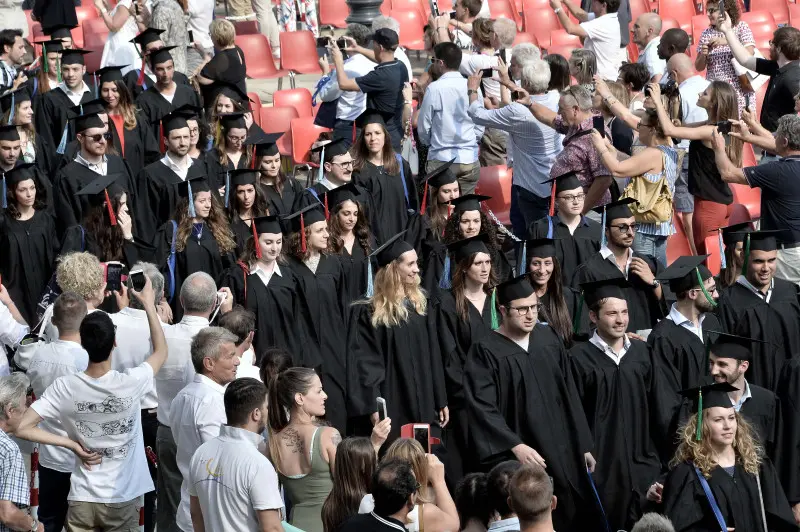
[282,428,304,454]
[330,429,342,447]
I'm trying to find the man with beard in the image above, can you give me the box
[187,378,283,532]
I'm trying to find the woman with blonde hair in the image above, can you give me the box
[568,49,597,89]
[660,380,796,531]
[195,20,246,94]
[0,88,52,175]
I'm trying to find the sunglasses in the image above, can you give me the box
[83,132,113,142]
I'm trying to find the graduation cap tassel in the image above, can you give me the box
[490,287,499,330]
[188,180,196,218]
[252,222,262,259]
[600,206,607,248]
[323,193,329,221]
[57,55,62,83]
[439,254,452,289]
[695,390,703,441]
[718,229,726,269]
[7,93,14,125]
[316,146,325,185]
[300,213,307,253]
[250,146,256,170]
[159,122,165,154]
[137,57,146,86]
[696,268,717,308]
[93,73,99,99]
[518,241,527,277]
[548,182,556,217]
[1,176,6,209]
[420,182,429,214]
[573,292,584,335]
[104,189,117,226]
[56,123,68,154]
[741,233,751,276]
[224,172,230,208]
[366,260,374,298]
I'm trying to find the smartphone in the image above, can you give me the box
[413,424,430,453]
[104,262,124,292]
[481,68,493,78]
[449,10,457,17]
[188,30,194,43]
[593,115,605,138]
[500,48,507,63]
[316,46,329,59]
[129,269,146,292]
[316,37,330,47]
[716,120,732,134]
[376,397,387,421]
[209,291,228,323]
[512,90,524,101]
[336,37,347,49]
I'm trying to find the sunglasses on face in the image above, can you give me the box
[84,132,112,142]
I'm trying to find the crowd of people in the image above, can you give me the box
[1,0,800,530]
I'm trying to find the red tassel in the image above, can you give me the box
[159,122,165,154]
[250,146,256,169]
[549,182,556,217]
[352,122,356,144]
[105,189,117,226]
[137,57,146,86]
[324,194,329,220]
[300,213,307,253]
[420,182,429,214]
[252,220,261,259]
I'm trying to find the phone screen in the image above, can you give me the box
[377,398,387,421]
[130,270,146,292]
[593,115,606,138]
[105,263,124,292]
[481,68,493,78]
[413,426,429,453]
[316,37,329,47]
[188,30,194,43]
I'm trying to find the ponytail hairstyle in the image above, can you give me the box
[267,367,319,473]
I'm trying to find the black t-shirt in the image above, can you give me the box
[744,155,800,243]
[688,139,733,204]
[355,59,409,149]
[200,47,248,103]
[755,58,800,133]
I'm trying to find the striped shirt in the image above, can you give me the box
[0,60,16,93]
[0,428,29,532]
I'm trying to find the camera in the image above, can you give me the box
[716,121,732,135]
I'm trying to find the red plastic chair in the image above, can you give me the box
[488,0,522,30]
[81,18,109,73]
[667,213,693,265]
[247,92,263,125]
[630,0,652,23]
[749,0,789,26]
[75,5,99,25]
[524,8,563,47]
[742,143,757,168]
[319,0,350,32]
[24,10,36,40]
[547,44,579,59]
[390,9,427,50]
[512,32,539,47]
[259,106,299,156]
[380,0,391,16]
[658,0,698,34]
[233,20,260,35]
[234,34,288,88]
[279,30,323,86]
[438,0,455,10]
[391,0,427,17]
[691,14,709,46]
[742,12,777,58]
[789,3,800,27]
[476,166,513,226]
[290,116,332,168]
[660,17,680,33]
[730,183,761,219]
[548,29,582,48]
[273,88,314,118]
[703,235,722,275]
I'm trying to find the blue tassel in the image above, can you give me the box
[56,124,68,154]
[188,180,196,218]
[546,215,554,239]
[718,230,727,269]
[600,207,607,248]
[1,175,6,209]
[93,74,98,98]
[519,241,527,276]
[7,93,14,125]
[439,254,452,289]
[317,146,325,184]
[224,171,230,208]
[366,260,374,298]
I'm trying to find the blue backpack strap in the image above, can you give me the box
[693,464,728,532]
[32,77,38,97]
[167,220,178,301]
[586,468,611,532]
[311,74,332,106]
[395,153,410,210]
[307,187,320,201]
[79,225,85,252]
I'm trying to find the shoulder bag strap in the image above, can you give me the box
[395,153,410,210]
[756,472,768,532]
[167,220,178,301]
[307,187,320,201]
[693,464,728,532]
[79,225,85,252]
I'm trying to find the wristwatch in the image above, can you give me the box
[467,89,478,95]
[651,279,660,288]
[554,7,562,13]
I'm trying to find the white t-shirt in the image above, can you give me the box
[638,37,666,79]
[110,307,166,410]
[460,52,501,100]
[580,13,622,80]
[31,362,155,503]
[189,425,283,531]
[394,47,414,84]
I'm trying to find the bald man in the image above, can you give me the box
[632,13,666,82]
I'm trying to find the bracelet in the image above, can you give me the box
[404,100,412,105]
[554,7,562,13]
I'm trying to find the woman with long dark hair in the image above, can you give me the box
[352,110,417,245]
[0,163,59,324]
[205,112,251,191]
[321,437,379,532]
[0,88,53,176]
[325,182,374,303]
[224,169,270,256]
[716,220,755,290]
[284,204,349,432]
[244,125,303,219]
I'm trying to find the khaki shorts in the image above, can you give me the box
[66,498,141,532]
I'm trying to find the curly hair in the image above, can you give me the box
[671,411,762,478]
[327,200,372,255]
[367,260,427,328]
[5,175,47,219]
[443,209,499,247]
[174,194,237,254]
[450,252,497,323]
[226,182,270,221]
[82,185,130,262]
[288,223,329,262]
[56,252,104,300]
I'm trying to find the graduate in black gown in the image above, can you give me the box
[351,110,418,246]
[0,163,59,324]
[242,126,301,224]
[219,215,313,366]
[713,219,757,290]
[717,230,800,392]
[661,382,797,532]
[283,203,349,432]
[528,171,601,287]
[0,88,54,180]
[430,233,498,479]
[136,46,201,142]
[346,231,448,441]
[124,28,191,100]
[0,124,53,215]
[153,176,237,320]
[34,6,78,40]
[323,182,375,304]
[569,277,675,531]
[463,274,598,531]
[775,358,800,520]
[574,198,665,333]
[225,169,271,257]
[205,112,252,191]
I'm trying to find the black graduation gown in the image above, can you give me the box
[229,216,252,257]
[123,70,191,101]
[661,460,797,532]
[569,339,675,530]
[528,214,602,287]
[539,286,590,343]
[136,157,206,238]
[52,157,139,239]
[346,300,447,439]
[335,238,373,304]
[220,263,313,367]
[775,358,800,507]
[136,85,201,142]
[153,221,236,321]
[430,290,494,478]
[108,113,161,178]
[261,178,303,222]
[718,279,800,391]
[574,251,665,332]
[32,0,78,31]
[60,225,156,267]
[34,88,95,169]
[0,211,59,324]
[284,255,349,433]
[353,159,418,246]
[463,326,597,531]
[405,213,446,296]
[293,181,372,219]
[204,149,249,191]
[740,384,780,458]
[32,134,53,183]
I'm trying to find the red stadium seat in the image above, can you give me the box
[548,29,582,48]
[749,0,789,26]
[233,20,260,35]
[742,12,777,58]
[630,0,652,23]
[691,14,709,46]
[390,9,427,50]
[667,213,693,265]
[81,18,109,73]
[547,45,580,59]
[789,4,800,27]
[380,0,391,16]
[730,183,761,219]
[437,0,454,11]
[742,143,757,168]
[660,17,680,32]
[524,8,564,48]
[75,5,99,25]
[279,30,323,85]
[273,88,314,118]
[658,0,698,34]
[512,32,539,47]
[290,117,331,167]
[247,92,263,126]
[259,106,299,156]
[391,0,427,16]
[704,235,722,275]
[488,0,522,29]
[476,166,513,226]
[319,0,350,32]
[234,34,288,88]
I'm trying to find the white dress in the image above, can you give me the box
[100,0,140,75]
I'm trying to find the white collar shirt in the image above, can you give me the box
[57,81,92,106]
[74,152,108,175]
[110,307,167,410]
[251,262,282,286]
[736,275,774,303]
[488,517,522,531]
[590,330,631,365]
[161,153,193,180]
[600,245,633,277]
[731,379,752,412]
[666,303,706,341]
[156,315,209,425]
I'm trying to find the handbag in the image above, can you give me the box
[620,150,673,224]
[401,118,419,175]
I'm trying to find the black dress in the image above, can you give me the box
[0,211,59,324]
[775,358,800,508]
[204,150,249,191]
[405,213,446,296]
[136,157,207,237]
[334,238,373,304]
[32,0,77,31]
[353,159,418,246]
[107,112,161,178]
[198,47,247,106]
[528,214,602,287]
[261,178,303,222]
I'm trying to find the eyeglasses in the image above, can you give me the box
[331,160,354,168]
[558,193,586,203]
[227,135,246,143]
[636,122,655,130]
[85,132,112,142]
[507,304,541,316]
[692,285,719,294]
[613,223,639,233]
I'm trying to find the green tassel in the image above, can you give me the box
[573,292,584,335]
[490,288,499,330]
[696,390,703,441]
[696,268,717,308]
[741,234,751,276]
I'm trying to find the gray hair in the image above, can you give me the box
[511,42,541,65]
[493,17,517,49]
[372,16,401,37]
[631,513,676,532]
[52,292,88,333]
[560,84,593,111]
[777,114,800,151]
[520,59,551,95]
[180,272,217,314]
[190,327,239,374]
[0,373,29,421]
[347,23,372,47]
[127,262,164,310]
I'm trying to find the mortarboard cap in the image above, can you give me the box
[283,202,328,234]
[311,137,349,160]
[326,182,361,210]
[0,124,20,142]
[735,229,784,252]
[71,112,105,133]
[446,233,491,263]
[717,219,758,246]
[247,215,282,259]
[0,88,31,116]
[177,176,211,198]
[59,48,91,66]
[218,112,247,131]
[207,80,251,107]
[36,39,66,53]
[708,331,767,362]
[148,45,177,67]
[95,65,126,84]
[450,194,491,213]
[496,274,535,306]
[355,109,391,129]
[543,170,583,193]
[244,124,283,158]
[161,106,197,134]
[679,381,739,440]
[5,163,36,187]
[369,230,414,268]
[43,24,77,40]
[228,168,259,188]
[131,27,166,47]
[76,173,124,224]
[69,99,106,117]
[592,197,638,224]
[423,159,457,189]
[526,238,557,259]
[657,255,714,293]
[579,277,629,308]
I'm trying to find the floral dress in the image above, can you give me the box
[151,0,189,75]
[696,21,756,117]
[278,0,318,36]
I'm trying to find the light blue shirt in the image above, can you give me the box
[468,91,563,198]
[417,71,484,165]
[666,303,706,341]
[731,380,752,412]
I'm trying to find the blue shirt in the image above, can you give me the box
[0,429,28,532]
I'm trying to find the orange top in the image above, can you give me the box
[109,114,125,157]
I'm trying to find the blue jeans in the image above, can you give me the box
[510,185,550,238]
[633,232,668,268]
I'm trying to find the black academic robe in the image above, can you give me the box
[136,84,201,142]
[261,177,303,223]
[539,286,590,344]
[52,157,139,239]
[284,254,349,433]
[34,87,94,167]
[430,290,495,479]
[0,211,59,324]
[229,216,252,257]
[334,238,373,304]
[661,460,797,532]
[153,221,236,321]
[293,181,372,219]
[740,384,780,458]
[775,358,800,506]
[353,159,418,246]
[569,338,675,531]
[136,157,206,238]
[463,326,597,531]
[718,279,800,391]
[574,251,665,332]
[528,214,602,287]
[32,134,53,183]
[204,150,249,192]
[108,113,161,178]
[60,225,156,267]
[221,263,313,367]
[347,300,447,439]
[32,0,77,32]
[123,70,190,101]
[405,213,446,296]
